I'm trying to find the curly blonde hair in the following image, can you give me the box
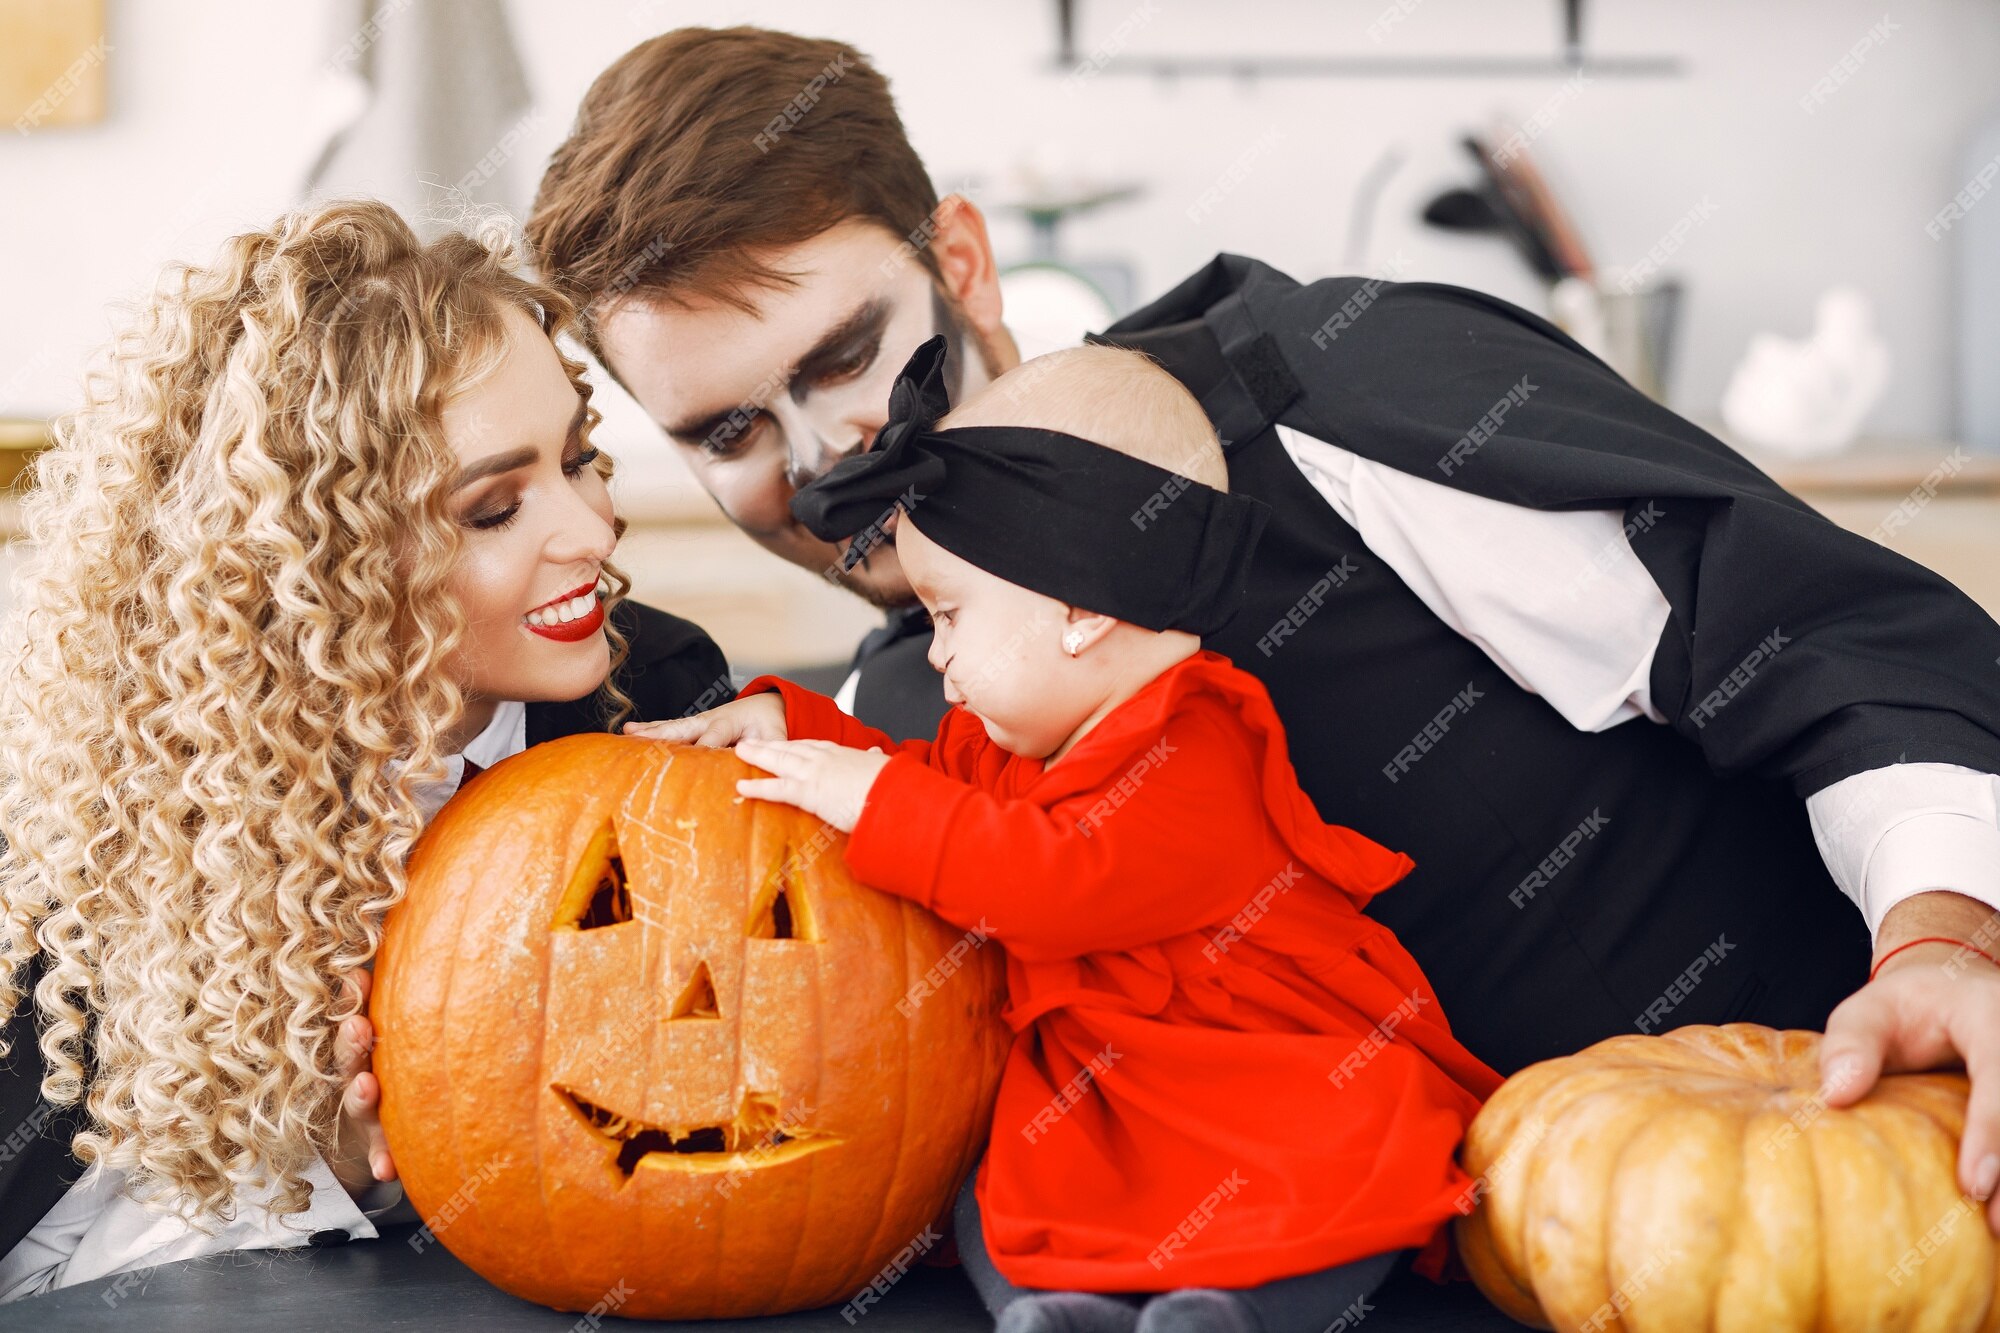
[0,198,634,1225]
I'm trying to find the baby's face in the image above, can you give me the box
[894,513,1091,758]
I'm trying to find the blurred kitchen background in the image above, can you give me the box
[4,0,1999,684]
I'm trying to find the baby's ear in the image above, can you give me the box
[1059,608,1122,652]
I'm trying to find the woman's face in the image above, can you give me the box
[438,306,618,707]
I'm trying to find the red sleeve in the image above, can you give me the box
[738,673,933,761]
[738,674,997,782]
[842,709,1279,962]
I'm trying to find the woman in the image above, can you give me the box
[0,200,730,1297]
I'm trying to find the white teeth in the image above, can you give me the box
[524,584,602,629]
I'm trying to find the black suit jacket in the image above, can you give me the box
[0,599,730,1262]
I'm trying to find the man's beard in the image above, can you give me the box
[835,546,919,611]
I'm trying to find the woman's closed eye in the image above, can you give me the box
[464,445,602,531]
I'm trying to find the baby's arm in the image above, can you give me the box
[623,690,789,747]
[848,710,1285,960]
[625,674,943,764]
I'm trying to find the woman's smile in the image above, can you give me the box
[522,578,607,641]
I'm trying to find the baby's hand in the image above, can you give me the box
[624,692,788,748]
[734,738,892,833]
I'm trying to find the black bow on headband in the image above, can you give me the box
[789,335,1269,636]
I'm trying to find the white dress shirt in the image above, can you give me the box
[1270,423,2000,939]
[0,700,528,1302]
[841,418,2000,939]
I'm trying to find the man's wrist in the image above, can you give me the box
[1873,889,2000,977]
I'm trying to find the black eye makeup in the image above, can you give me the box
[809,330,882,388]
[663,296,896,457]
[695,414,761,459]
[460,443,602,532]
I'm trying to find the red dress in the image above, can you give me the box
[739,649,1503,1291]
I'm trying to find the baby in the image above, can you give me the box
[630,337,1502,1333]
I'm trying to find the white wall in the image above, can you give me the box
[4,0,1996,517]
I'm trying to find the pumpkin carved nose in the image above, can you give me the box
[669,960,719,1020]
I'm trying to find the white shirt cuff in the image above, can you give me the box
[1809,762,2000,937]
[1864,811,2000,936]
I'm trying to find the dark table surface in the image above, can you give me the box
[11,1223,1525,1331]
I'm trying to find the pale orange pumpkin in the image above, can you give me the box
[372,736,1011,1319]
[1454,1023,1998,1331]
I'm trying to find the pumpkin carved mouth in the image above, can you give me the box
[554,1086,837,1178]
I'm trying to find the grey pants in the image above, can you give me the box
[952,1164,1411,1333]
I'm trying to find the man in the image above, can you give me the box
[528,25,2000,1234]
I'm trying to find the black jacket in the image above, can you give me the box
[838,255,2000,1077]
[0,599,730,1262]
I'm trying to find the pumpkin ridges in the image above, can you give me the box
[1452,1024,2000,1332]
[1807,1099,1930,1332]
[1519,1081,1688,1330]
[1462,1061,1632,1310]
[1846,1097,1992,1333]
[1720,1104,1824,1332]
[1603,1102,1742,1332]
[847,892,923,1301]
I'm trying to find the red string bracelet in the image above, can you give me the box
[1869,934,2000,982]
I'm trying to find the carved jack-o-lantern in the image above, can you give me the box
[372,736,1010,1319]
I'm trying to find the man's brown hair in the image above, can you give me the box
[527,26,940,352]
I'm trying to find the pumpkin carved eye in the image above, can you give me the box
[575,855,630,930]
[747,864,813,941]
[554,823,632,932]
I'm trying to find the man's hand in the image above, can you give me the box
[1820,890,2000,1233]
[623,692,788,748]
[733,737,893,833]
[330,968,396,1203]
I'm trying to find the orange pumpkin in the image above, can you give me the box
[372,736,1010,1319]
[1455,1023,1998,1331]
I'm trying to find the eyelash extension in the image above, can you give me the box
[467,446,602,531]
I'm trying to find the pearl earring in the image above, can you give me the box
[1063,629,1085,657]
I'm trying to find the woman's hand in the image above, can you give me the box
[330,968,396,1203]
[1819,891,2000,1234]
[733,737,892,833]
[623,692,788,748]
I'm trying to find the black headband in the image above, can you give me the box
[789,335,1269,636]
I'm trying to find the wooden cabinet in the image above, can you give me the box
[1743,441,2000,623]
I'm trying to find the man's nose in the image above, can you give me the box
[781,423,868,491]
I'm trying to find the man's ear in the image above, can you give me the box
[928,194,1006,344]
